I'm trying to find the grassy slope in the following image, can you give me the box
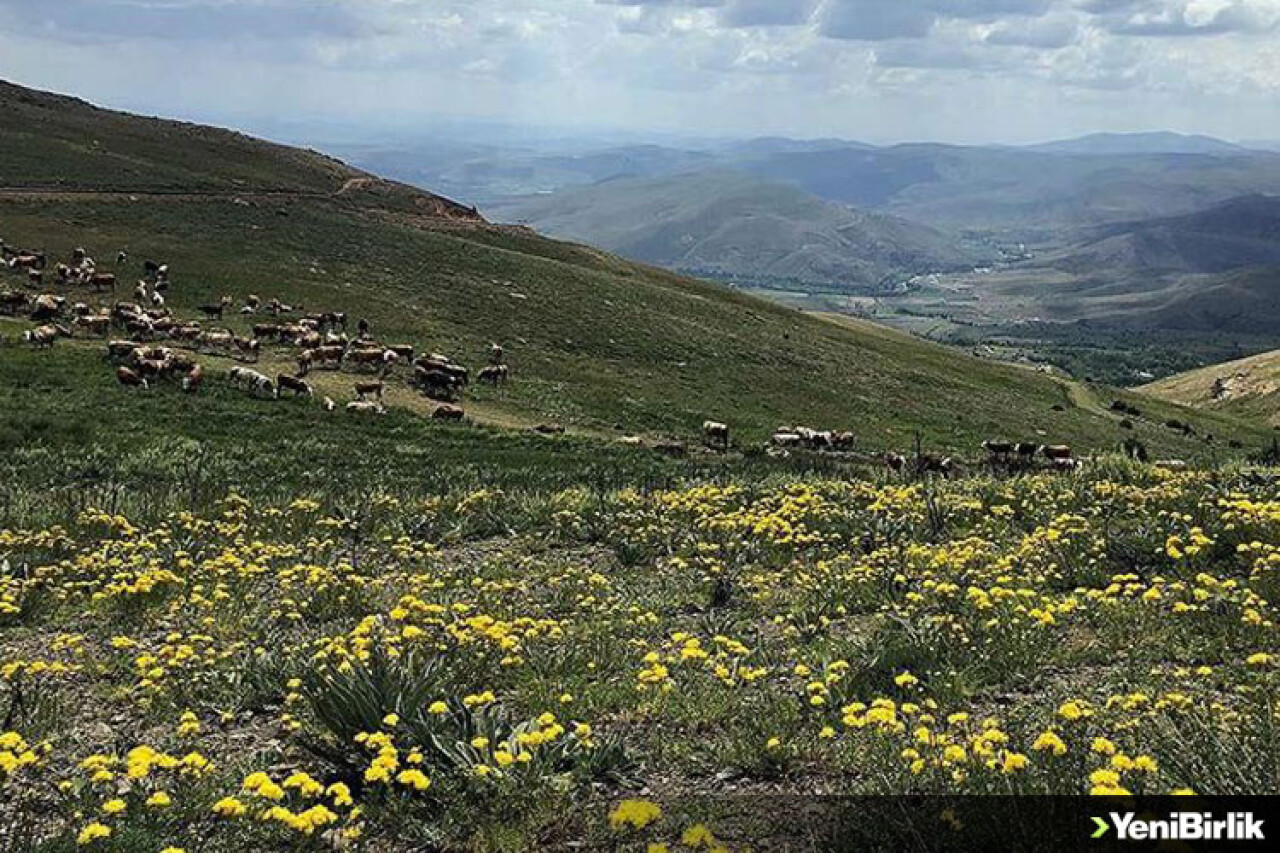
[1143,348,1280,427]
[0,80,1265,459]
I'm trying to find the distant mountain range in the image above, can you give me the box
[1049,194,1280,275]
[490,171,985,291]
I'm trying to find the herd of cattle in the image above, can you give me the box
[3,237,1215,472]
[2,238,505,420]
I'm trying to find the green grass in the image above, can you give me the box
[0,77,1270,463]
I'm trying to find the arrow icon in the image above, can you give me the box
[1092,817,1110,839]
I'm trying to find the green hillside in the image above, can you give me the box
[0,80,1265,460]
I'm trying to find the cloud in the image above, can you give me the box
[719,0,818,27]
[1085,0,1280,37]
[985,15,1080,46]
[0,0,1278,144]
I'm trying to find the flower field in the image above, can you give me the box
[2,462,1278,851]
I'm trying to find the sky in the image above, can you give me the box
[0,0,1278,145]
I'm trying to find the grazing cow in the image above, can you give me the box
[478,365,509,385]
[55,263,71,283]
[885,452,908,473]
[107,340,142,361]
[134,281,149,301]
[23,325,59,348]
[228,367,276,398]
[832,431,857,451]
[919,454,956,476]
[433,404,465,421]
[347,400,386,416]
[489,342,505,365]
[0,290,28,315]
[90,273,117,292]
[116,366,148,390]
[1015,442,1041,461]
[233,337,260,362]
[771,432,803,448]
[30,294,66,322]
[982,440,1016,458]
[117,251,128,265]
[196,304,224,320]
[415,367,463,401]
[347,347,391,372]
[151,291,166,308]
[322,396,336,412]
[253,323,282,341]
[354,381,384,401]
[74,315,111,337]
[702,421,730,450]
[277,374,313,398]
[357,318,370,338]
[143,260,161,277]
[27,270,43,287]
[533,424,565,435]
[1052,457,1080,472]
[387,344,414,362]
[11,254,44,271]
[1042,445,1073,462]
[618,436,643,447]
[181,364,204,393]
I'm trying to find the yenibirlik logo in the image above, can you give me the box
[1092,812,1265,842]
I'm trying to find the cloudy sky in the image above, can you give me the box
[1,0,1278,144]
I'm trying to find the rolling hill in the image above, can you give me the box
[490,170,983,291]
[0,79,1263,458]
[1048,194,1280,276]
[1142,347,1280,427]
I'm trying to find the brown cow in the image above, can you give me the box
[433,404,465,421]
[354,381,384,401]
[116,366,148,390]
[90,273,117,292]
[277,374,314,398]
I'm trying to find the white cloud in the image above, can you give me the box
[0,0,1276,143]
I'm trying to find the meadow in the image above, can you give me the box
[2,451,1277,851]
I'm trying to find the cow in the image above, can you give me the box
[253,323,282,342]
[1042,445,1073,462]
[489,342,505,365]
[354,381,384,401]
[770,432,803,448]
[832,431,857,451]
[233,337,261,362]
[196,304,224,321]
[533,424,566,435]
[117,251,128,265]
[22,325,59,348]
[433,404,465,421]
[885,452,908,473]
[115,366,148,390]
[478,365,509,385]
[90,273,117,292]
[0,290,28,315]
[30,294,66,322]
[27,270,43,287]
[143,260,161,277]
[347,400,386,416]
[73,315,111,337]
[416,368,463,401]
[1155,459,1189,472]
[228,367,276,398]
[618,436,643,447]
[387,344,414,362]
[277,374,314,398]
[919,454,956,476]
[107,340,142,361]
[982,440,1016,458]
[702,421,730,450]
[322,396,336,412]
